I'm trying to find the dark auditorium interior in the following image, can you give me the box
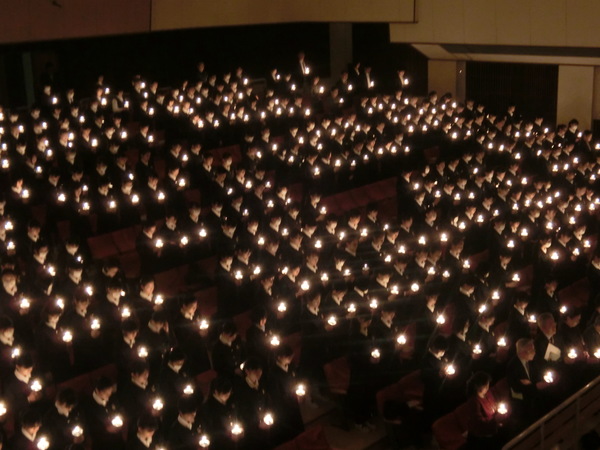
[1,1,600,449]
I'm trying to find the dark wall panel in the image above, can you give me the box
[466,61,558,124]
[353,23,428,96]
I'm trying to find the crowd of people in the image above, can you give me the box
[0,48,598,449]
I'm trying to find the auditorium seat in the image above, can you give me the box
[375,370,424,419]
[432,400,471,450]
[112,225,140,254]
[274,424,333,450]
[323,356,350,395]
[195,369,217,398]
[87,233,120,260]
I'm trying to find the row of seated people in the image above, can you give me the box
[0,55,600,449]
[1,344,306,450]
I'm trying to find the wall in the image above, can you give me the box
[557,65,593,129]
[0,0,151,44]
[389,0,600,48]
[150,0,415,30]
[0,0,415,45]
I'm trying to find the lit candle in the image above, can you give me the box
[397,334,407,345]
[497,402,508,415]
[152,397,164,411]
[295,383,306,397]
[71,425,84,437]
[0,401,6,416]
[111,415,123,428]
[62,330,73,343]
[436,314,446,324]
[567,348,578,359]
[543,371,555,383]
[37,436,50,450]
[445,364,456,376]
[371,348,381,359]
[199,435,211,448]
[230,422,244,436]
[270,335,280,347]
[277,302,287,312]
[199,318,209,330]
[91,318,101,330]
[473,344,482,354]
[528,314,537,323]
[30,379,42,392]
[262,412,275,426]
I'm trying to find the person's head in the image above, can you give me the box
[429,335,448,359]
[468,371,492,398]
[15,353,34,378]
[94,376,115,402]
[56,388,77,414]
[220,321,238,344]
[177,396,197,423]
[243,357,263,383]
[121,318,139,342]
[21,409,42,438]
[211,376,233,403]
[166,347,185,371]
[0,315,14,341]
[275,344,294,367]
[516,338,535,362]
[131,360,150,385]
[137,413,159,441]
[537,312,556,337]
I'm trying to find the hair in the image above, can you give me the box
[467,371,492,396]
[516,338,534,355]
[15,353,34,369]
[56,387,77,407]
[429,335,448,353]
[137,413,159,431]
[275,344,294,360]
[211,376,233,395]
[95,375,114,392]
[21,409,42,428]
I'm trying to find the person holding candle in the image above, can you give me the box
[36,304,72,383]
[465,371,504,449]
[506,338,551,433]
[234,357,269,449]
[8,409,42,450]
[81,376,124,450]
[266,344,305,446]
[128,413,161,450]
[4,353,41,415]
[421,335,450,426]
[40,388,80,450]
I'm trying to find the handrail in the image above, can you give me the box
[503,373,600,449]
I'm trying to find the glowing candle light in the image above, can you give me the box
[445,364,456,376]
[62,330,73,343]
[111,415,123,428]
[230,422,244,436]
[397,334,407,345]
[37,436,50,450]
[497,403,508,415]
[152,397,164,411]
